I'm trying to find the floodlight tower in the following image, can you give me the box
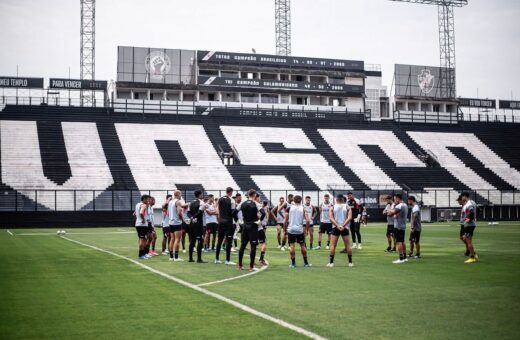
[80,0,96,105]
[389,0,468,98]
[275,0,291,56]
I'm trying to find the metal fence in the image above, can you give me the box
[2,188,519,212]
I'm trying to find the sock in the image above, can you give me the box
[416,253,420,257]
[169,251,173,259]
[318,241,322,247]
[327,240,330,246]
[329,255,335,264]
[282,240,286,247]
[234,239,237,247]
[145,246,150,254]
[399,253,404,261]
[260,251,265,261]
[291,257,295,266]
[174,251,179,259]
[278,239,281,246]
[139,249,143,257]
[348,254,353,264]
[303,256,309,265]
[152,244,155,251]
[404,253,407,259]
[310,243,313,249]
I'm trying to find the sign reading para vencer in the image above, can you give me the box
[49,78,107,91]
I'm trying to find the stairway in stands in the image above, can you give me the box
[448,146,514,190]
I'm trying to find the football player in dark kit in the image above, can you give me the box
[215,187,236,265]
[347,192,362,249]
[237,189,263,271]
[187,189,206,263]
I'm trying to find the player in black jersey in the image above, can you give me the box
[215,187,236,265]
[347,192,362,250]
[237,189,262,271]
[187,190,206,263]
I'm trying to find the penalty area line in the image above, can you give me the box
[6,230,13,236]
[60,236,326,340]
[197,261,269,287]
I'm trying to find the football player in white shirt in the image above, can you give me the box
[303,196,317,250]
[271,197,288,251]
[161,194,173,255]
[317,194,333,250]
[134,194,150,259]
[284,195,311,268]
[327,194,354,267]
[146,196,158,256]
[203,194,219,252]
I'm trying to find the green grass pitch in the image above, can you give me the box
[1,222,520,339]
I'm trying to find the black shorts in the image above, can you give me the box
[386,225,394,237]
[170,224,182,233]
[394,229,405,243]
[319,223,333,234]
[148,224,155,233]
[331,227,350,237]
[218,221,235,238]
[258,229,266,244]
[181,223,188,232]
[288,233,305,244]
[463,226,475,238]
[241,223,259,246]
[459,225,465,238]
[206,222,217,234]
[135,226,148,239]
[189,223,204,240]
[409,230,421,242]
[162,226,171,235]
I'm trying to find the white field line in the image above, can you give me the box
[6,230,13,236]
[61,236,326,340]
[198,261,269,287]
[15,231,133,236]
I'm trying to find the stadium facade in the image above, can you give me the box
[1,46,520,227]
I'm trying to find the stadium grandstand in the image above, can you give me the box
[1,47,520,227]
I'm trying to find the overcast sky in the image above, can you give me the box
[0,0,518,99]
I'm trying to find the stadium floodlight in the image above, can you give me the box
[389,0,469,99]
[275,0,291,56]
[80,0,96,106]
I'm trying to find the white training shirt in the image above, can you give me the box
[320,202,332,223]
[135,202,148,227]
[204,203,218,224]
[168,199,182,226]
[287,204,305,235]
[304,204,314,223]
[333,203,350,228]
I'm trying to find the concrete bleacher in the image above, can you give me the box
[1,104,520,212]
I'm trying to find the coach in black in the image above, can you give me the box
[215,187,235,265]
[237,189,262,271]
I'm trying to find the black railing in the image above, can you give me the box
[1,188,518,212]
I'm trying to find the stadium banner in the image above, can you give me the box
[49,78,108,91]
[499,100,520,110]
[360,191,380,208]
[198,76,363,95]
[459,97,496,109]
[394,64,455,99]
[197,50,364,72]
[0,76,44,88]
